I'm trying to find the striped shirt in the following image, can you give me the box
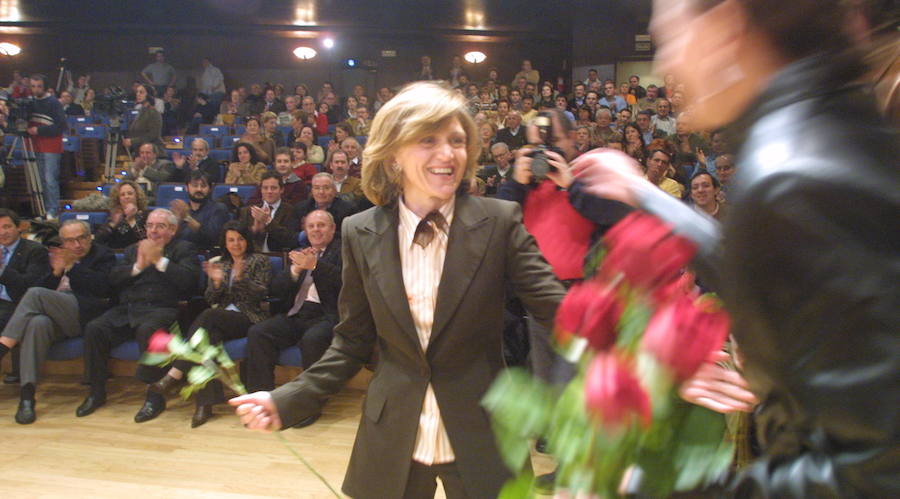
[398,196,456,465]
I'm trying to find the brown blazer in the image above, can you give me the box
[271,194,566,499]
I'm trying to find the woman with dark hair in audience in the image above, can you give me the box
[239,116,275,165]
[290,123,324,164]
[157,221,273,427]
[688,170,725,221]
[538,83,556,109]
[293,84,309,100]
[623,123,646,162]
[94,180,148,249]
[325,123,352,156]
[290,142,317,184]
[122,84,163,156]
[342,96,358,121]
[574,105,594,128]
[225,142,267,184]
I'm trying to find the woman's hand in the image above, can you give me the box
[204,260,225,287]
[571,148,646,207]
[122,203,138,222]
[229,392,283,432]
[679,351,758,413]
[108,208,124,227]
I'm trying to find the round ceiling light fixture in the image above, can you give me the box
[293,46,317,60]
[464,51,486,64]
[322,38,334,49]
[0,42,22,56]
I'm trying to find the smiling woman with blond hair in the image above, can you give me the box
[231,81,566,499]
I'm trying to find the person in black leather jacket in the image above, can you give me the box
[575,0,899,496]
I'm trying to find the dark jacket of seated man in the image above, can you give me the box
[37,241,117,328]
[110,239,199,310]
[270,237,342,324]
[239,172,301,252]
[0,225,50,327]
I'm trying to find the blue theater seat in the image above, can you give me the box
[62,135,81,152]
[76,124,108,139]
[222,338,302,366]
[212,184,256,203]
[154,183,190,208]
[47,337,84,361]
[209,149,232,163]
[221,135,241,148]
[59,211,109,227]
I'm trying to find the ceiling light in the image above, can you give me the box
[0,42,20,56]
[464,51,486,64]
[322,38,334,49]
[293,46,317,60]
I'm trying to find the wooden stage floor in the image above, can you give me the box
[0,374,554,498]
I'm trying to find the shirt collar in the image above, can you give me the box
[2,237,21,258]
[398,195,455,247]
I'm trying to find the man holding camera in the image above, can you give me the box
[26,74,67,219]
[497,109,630,379]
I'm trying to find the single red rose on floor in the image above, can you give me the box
[642,294,730,382]
[555,281,623,351]
[584,352,652,429]
[147,330,174,354]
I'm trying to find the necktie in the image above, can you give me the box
[413,211,448,249]
[287,250,323,316]
[0,247,9,301]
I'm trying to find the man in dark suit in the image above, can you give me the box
[0,219,115,424]
[76,208,200,422]
[239,171,299,252]
[59,90,85,116]
[171,138,222,183]
[495,111,527,150]
[232,82,566,499]
[245,210,341,427]
[0,209,49,334]
[478,142,514,196]
[294,172,356,232]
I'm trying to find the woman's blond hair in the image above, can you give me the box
[361,81,481,206]
[108,179,148,211]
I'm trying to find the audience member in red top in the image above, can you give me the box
[290,142,318,185]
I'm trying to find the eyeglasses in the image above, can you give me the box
[61,234,91,244]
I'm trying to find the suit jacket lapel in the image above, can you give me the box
[357,204,421,348]
[429,196,493,349]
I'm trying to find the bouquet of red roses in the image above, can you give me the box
[483,212,734,497]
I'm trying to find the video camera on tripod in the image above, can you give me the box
[92,86,130,180]
[5,93,36,135]
[0,91,45,217]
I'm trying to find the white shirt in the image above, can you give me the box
[261,199,282,252]
[398,196,456,465]
[200,64,225,95]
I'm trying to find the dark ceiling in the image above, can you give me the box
[0,0,651,39]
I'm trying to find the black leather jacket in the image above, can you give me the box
[634,53,900,497]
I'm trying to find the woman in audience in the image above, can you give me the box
[688,171,725,221]
[618,82,638,107]
[261,111,285,147]
[623,123,646,162]
[343,96,358,121]
[81,88,96,116]
[225,142,267,184]
[538,83,556,109]
[497,84,510,102]
[290,142,317,184]
[294,84,309,100]
[160,221,272,427]
[94,180,148,249]
[477,122,497,165]
[326,123,352,155]
[575,105,595,129]
[122,84,163,156]
[291,123,324,164]
[239,116,275,164]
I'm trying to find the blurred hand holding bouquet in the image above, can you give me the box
[484,212,734,497]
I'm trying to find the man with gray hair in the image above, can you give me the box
[479,142,514,196]
[172,137,221,183]
[77,208,200,423]
[294,172,357,233]
[0,220,116,424]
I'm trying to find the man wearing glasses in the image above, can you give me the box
[0,219,116,424]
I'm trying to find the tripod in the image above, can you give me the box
[5,132,46,218]
[103,116,129,182]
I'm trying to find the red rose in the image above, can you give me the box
[584,352,652,429]
[147,330,174,354]
[642,294,730,382]
[555,282,623,351]
[652,270,698,305]
[600,213,697,291]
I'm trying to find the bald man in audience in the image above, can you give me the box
[0,220,115,424]
[76,208,200,423]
